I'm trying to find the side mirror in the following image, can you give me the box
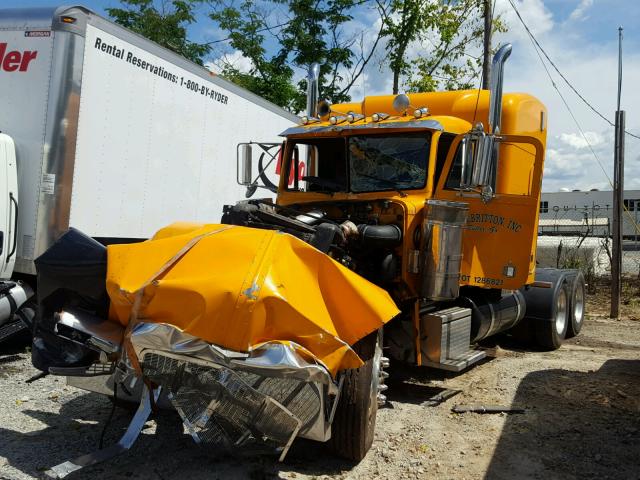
[237,143,253,186]
[236,142,283,198]
[460,127,496,201]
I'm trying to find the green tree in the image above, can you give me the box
[209,0,383,112]
[378,0,506,94]
[107,0,211,65]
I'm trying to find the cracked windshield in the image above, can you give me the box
[292,133,431,193]
[349,134,430,192]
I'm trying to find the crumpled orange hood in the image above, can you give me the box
[106,223,400,375]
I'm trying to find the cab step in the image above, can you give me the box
[419,306,486,372]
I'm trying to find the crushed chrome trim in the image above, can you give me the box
[130,323,336,446]
[130,322,337,388]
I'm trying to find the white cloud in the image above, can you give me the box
[559,131,605,149]
[569,0,594,22]
[495,0,554,42]
[492,0,640,192]
[206,49,254,75]
[544,129,612,191]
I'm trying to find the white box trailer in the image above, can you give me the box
[0,5,297,329]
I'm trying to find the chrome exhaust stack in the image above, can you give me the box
[306,63,320,118]
[488,43,512,135]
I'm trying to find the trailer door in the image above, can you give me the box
[0,134,18,280]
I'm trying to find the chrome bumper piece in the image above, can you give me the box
[52,320,336,475]
[131,321,335,447]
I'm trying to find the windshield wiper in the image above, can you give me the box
[356,172,408,197]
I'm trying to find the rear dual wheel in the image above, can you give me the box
[566,271,586,338]
[519,268,587,351]
[535,282,569,350]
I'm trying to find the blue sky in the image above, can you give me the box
[16,0,640,49]
[12,0,640,192]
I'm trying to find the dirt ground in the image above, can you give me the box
[1,283,639,480]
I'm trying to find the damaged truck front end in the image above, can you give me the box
[32,223,398,476]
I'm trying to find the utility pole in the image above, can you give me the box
[482,0,492,89]
[611,27,625,319]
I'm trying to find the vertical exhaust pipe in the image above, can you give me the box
[306,63,320,118]
[488,43,512,134]
[304,63,321,173]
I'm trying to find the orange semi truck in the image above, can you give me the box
[31,44,585,476]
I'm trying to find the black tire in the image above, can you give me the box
[566,271,586,338]
[535,282,569,350]
[327,330,381,462]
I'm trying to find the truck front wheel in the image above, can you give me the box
[328,330,382,462]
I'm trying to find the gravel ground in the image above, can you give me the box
[1,291,639,480]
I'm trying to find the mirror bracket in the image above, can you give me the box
[480,185,494,204]
[458,125,499,203]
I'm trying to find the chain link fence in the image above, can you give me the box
[536,205,640,285]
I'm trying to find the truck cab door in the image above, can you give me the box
[434,133,545,290]
[0,133,18,280]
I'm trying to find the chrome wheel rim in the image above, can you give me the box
[555,287,568,335]
[573,281,585,328]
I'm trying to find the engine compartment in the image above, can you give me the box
[221,199,405,290]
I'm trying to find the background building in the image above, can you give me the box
[539,190,640,239]
[536,190,640,277]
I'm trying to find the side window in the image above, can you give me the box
[444,142,464,190]
[434,133,455,188]
[285,137,346,192]
[540,201,549,213]
[443,140,536,195]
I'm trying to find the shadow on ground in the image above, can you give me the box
[484,359,640,480]
[0,343,357,480]
[1,344,639,479]
[0,388,360,480]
